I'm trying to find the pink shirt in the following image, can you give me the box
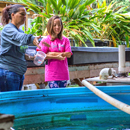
[38,35,72,82]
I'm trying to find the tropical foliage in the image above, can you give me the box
[0,0,42,6]
[92,0,130,47]
[21,0,101,47]
[21,0,130,47]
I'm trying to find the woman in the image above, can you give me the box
[0,4,43,92]
[38,15,72,88]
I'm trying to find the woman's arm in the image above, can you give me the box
[62,52,71,58]
[47,52,71,58]
[24,53,65,61]
[45,53,66,60]
[3,26,35,46]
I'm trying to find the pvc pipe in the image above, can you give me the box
[82,79,130,114]
[118,45,126,73]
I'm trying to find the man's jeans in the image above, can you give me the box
[0,68,24,92]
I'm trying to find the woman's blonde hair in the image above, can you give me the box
[47,15,63,41]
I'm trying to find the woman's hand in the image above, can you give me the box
[61,52,71,58]
[33,36,50,49]
[25,54,35,61]
[33,36,41,49]
[57,53,66,60]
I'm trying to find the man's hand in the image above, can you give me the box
[33,36,41,49]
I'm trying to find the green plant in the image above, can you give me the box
[0,23,4,31]
[21,0,101,47]
[92,0,130,47]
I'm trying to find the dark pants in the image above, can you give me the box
[0,68,24,92]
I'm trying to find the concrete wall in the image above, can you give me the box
[24,61,130,85]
